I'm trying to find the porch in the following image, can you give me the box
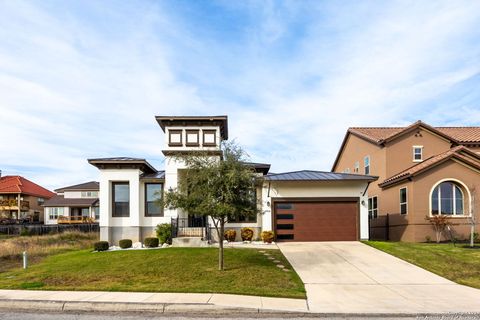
[171,216,211,240]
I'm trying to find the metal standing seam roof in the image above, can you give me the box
[265,170,378,181]
[141,171,166,179]
[55,181,99,193]
[43,195,99,207]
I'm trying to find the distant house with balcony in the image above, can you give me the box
[43,181,99,225]
[0,174,55,223]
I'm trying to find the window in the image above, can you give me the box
[202,130,216,146]
[344,168,350,173]
[230,188,257,223]
[431,181,464,216]
[112,182,130,217]
[354,161,359,173]
[185,130,200,146]
[400,188,407,215]
[364,156,370,175]
[145,183,163,216]
[368,196,378,219]
[92,207,100,220]
[48,207,64,220]
[81,208,90,217]
[81,191,98,198]
[413,146,423,162]
[168,129,183,146]
[37,197,44,205]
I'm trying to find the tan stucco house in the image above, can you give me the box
[332,120,480,242]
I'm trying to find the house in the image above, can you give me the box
[0,174,55,223]
[43,181,99,225]
[332,120,480,242]
[88,116,377,245]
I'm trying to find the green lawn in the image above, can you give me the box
[365,241,480,289]
[0,248,306,299]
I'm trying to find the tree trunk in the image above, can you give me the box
[218,219,225,271]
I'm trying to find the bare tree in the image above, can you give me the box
[469,187,476,248]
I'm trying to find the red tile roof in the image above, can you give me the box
[379,146,480,187]
[0,176,55,198]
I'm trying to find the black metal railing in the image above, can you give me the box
[171,217,211,240]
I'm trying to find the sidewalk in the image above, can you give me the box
[0,289,308,314]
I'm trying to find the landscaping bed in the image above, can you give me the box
[0,247,306,299]
[365,241,480,289]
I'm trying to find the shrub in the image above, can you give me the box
[261,231,274,243]
[94,241,109,251]
[425,215,452,243]
[474,232,479,243]
[156,223,172,244]
[425,235,431,243]
[20,228,30,237]
[224,229,236,242]
[241,227,254,241]
[144,237,159,248]
[119,239,132,249]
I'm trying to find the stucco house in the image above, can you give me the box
[88,116,377,245]
[332,120,480,242]
[43,181,99,225]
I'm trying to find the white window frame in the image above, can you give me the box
[399,187,407,215]
[368,196,378,219]
[48,207,64,220]
[429,179,468,217]
[364,156,370,175]
[413,146,423,162]
[344,168,350,173]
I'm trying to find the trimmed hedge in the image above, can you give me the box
[94,241,109,252]
[261,231,274,243]
[241,227,254,241]
[224,229,236,242]
[156,223,172,244]
[144,237,159,248]
[119,239,132,249]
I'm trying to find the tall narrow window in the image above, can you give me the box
[112,182,130,217]
[145,183,163,216]
[364,156,370,175]
[368,196,378,219]
[413,146,423,162]
[400,187,407,215]
[354,161,359,173]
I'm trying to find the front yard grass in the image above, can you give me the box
[365,241,480,289]
[0,248,306,299]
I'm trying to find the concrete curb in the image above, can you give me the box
[1,299,480,318]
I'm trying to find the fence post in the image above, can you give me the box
[386,213,390,241]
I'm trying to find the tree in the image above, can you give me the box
[468,187,477,248]
[163,141,259,271]
[426,215,452,243]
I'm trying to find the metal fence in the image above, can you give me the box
[0,223,99,236]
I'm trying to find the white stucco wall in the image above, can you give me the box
[261,180,370,240]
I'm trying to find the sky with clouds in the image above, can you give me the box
[1,0,480,190]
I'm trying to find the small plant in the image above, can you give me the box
[156,223,172,244]
[119,239,132,249]
[20,228,30,237]
[426,215,452,243]
[144,237,159,248]
[224,229,237,242]
[425,235,431,243]
[94,241,109,252]
[474,232,479,243]
[261,231,274,243]
[241,227,254,241]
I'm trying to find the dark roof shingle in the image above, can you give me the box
[265,170,377,182]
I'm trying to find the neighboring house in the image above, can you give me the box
[89,116,377,245]
[332,120,480,242]
[0,174,55,223]
[43,181,99,225]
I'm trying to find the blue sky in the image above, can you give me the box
[1,0,480,190]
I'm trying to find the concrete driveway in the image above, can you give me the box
[278,242,480,314]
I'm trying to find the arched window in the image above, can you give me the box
[431,181,464,216]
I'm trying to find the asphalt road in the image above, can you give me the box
[0,311,478,320]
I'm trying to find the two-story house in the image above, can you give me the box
[0,174,55,223]
[332,120,480,242]
[43,181,100,225]
[88,115,376,245]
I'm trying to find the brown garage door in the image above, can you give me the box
[274,199,358,241]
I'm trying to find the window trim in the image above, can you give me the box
[202,130,217,147]
[368,195,378,219]
[354,161,359,173]
[399,187,407,215]
[168,129,183,147]
[112,181,130,218]
[429,178,470,217]
[413,146,423,162]
[144,183,164,217]
[364,156,370,175]
[185,129,200,147]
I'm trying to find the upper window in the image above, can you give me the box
[368,196,378,219]
[185,130,200,146]
[413,146,423,162]
[431,181,464,216]
[81,191,99,198]
[112,182,130,217]
[364,156,370,175]
[202,130,216,146]
[400,187,407,215]
[354,161,359,173]
[37,197,45,205]
[145,183,163,216]
[169,130,183,146]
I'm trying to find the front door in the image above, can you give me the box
[188,214,206,227]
